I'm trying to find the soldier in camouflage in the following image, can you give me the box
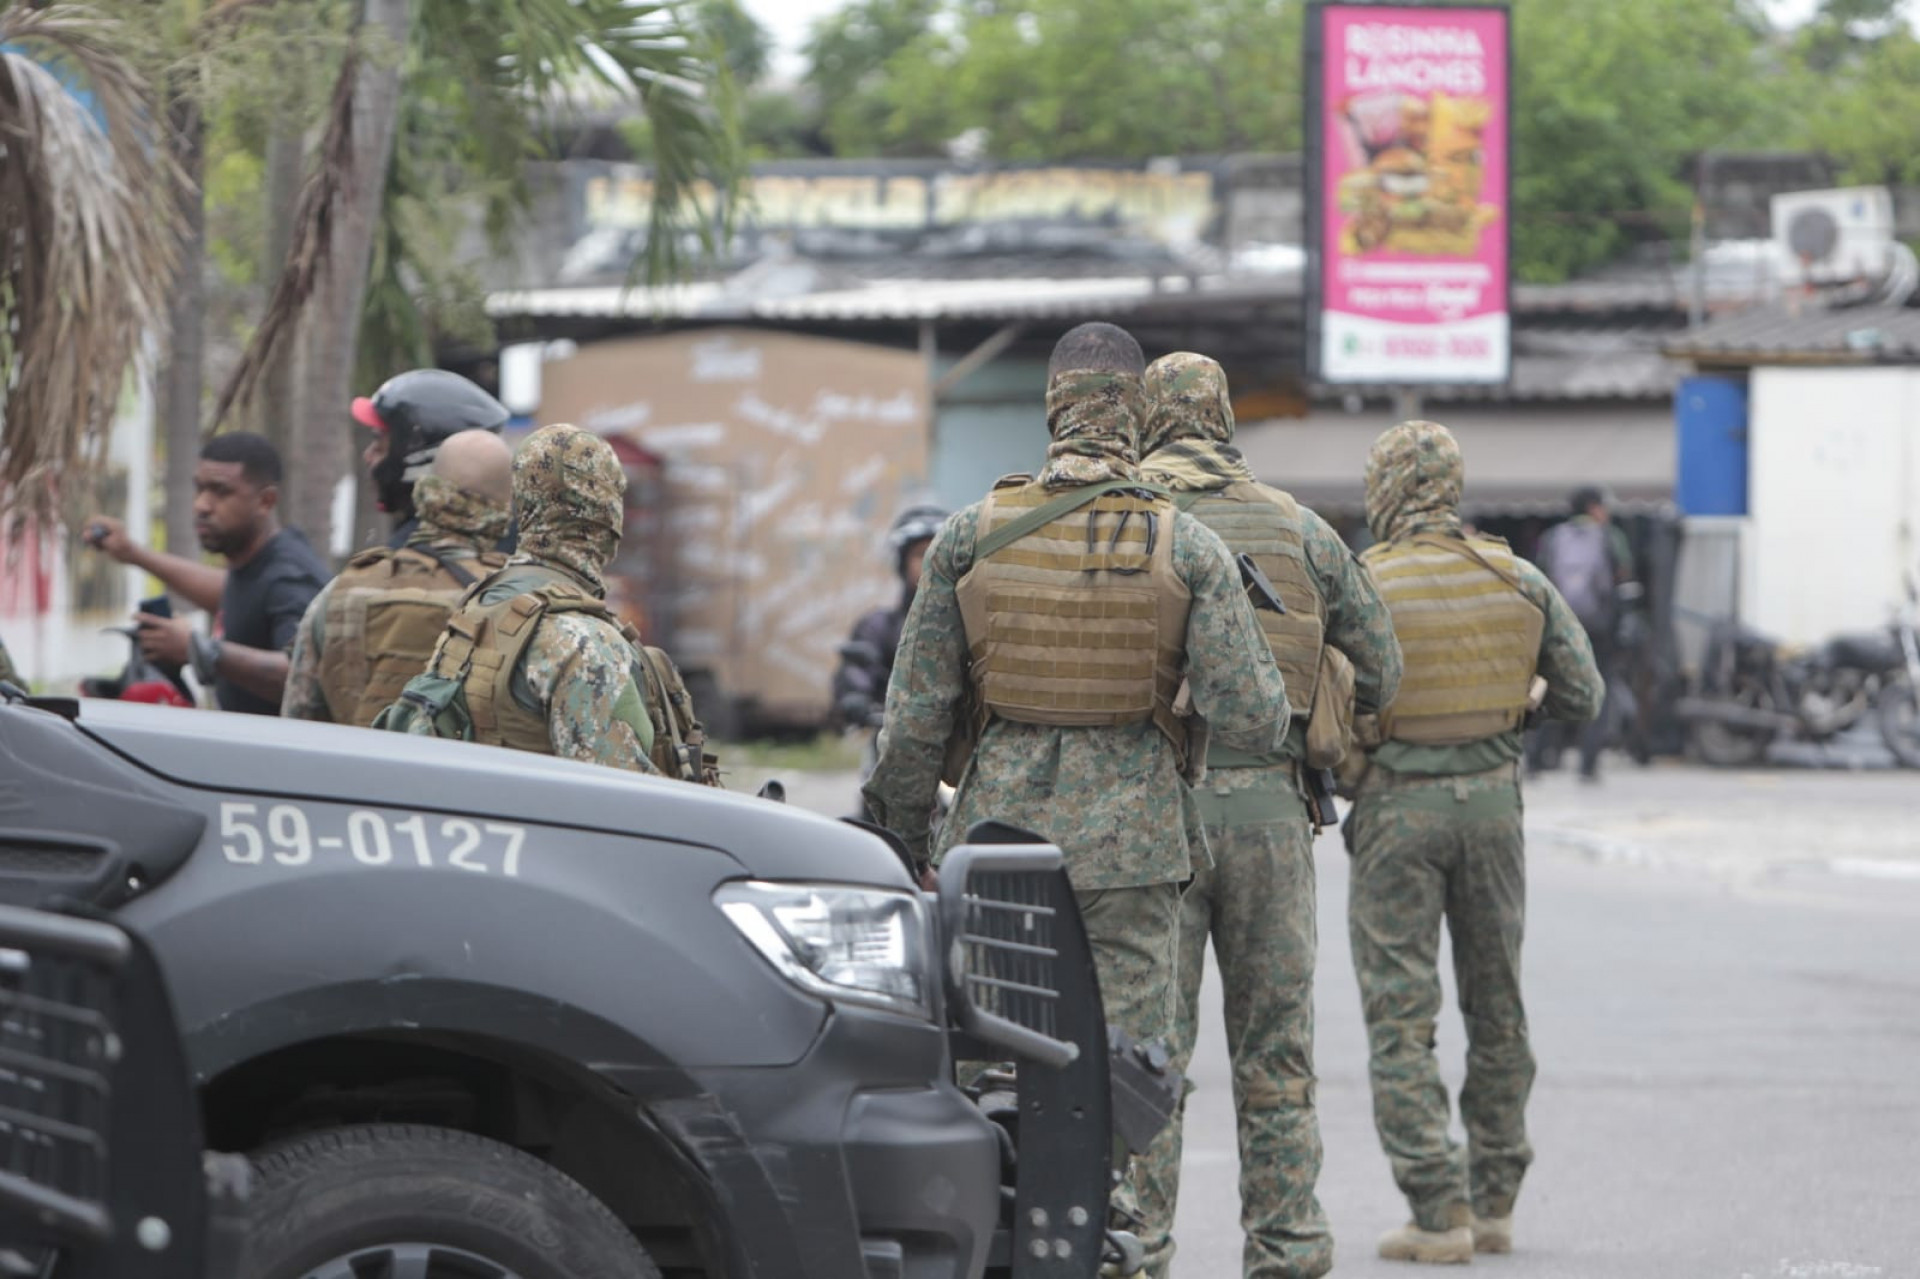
[402,424,665,772]
[1138,353,1402,1279]
[1349,420,1602,1264]
[283,430,513,724]
[864,323,1291,1274]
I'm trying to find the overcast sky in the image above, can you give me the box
[742,0,1887,83]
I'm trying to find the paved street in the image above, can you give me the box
[756,760,1920,1277]
[1173,765,1920,1279]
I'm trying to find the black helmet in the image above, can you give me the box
[887,503,947,576]
[353,369,509,516]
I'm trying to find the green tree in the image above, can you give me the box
[1792,1,1920,187]
[801,0,947,155]
[1508,0,1787,282]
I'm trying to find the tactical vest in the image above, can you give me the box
[1175,482,1326,717]
[955,475,1192,762]
[1363,534,1546,745]
[319,544,506,727]
[422,565,718,782]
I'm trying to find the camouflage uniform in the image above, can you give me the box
[863,366,1290,1268]
[282,474,510,722]
[406,425,660,773]
[1138,354,1402,1279]
[1348,421,1602,1234]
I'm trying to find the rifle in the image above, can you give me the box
[1239,553,1287,615]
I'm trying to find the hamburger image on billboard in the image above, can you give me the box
[1311,4,1510,384]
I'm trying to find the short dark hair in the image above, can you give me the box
[1569,485,1605,514]
[201,432,283,489]
[1048,322,1146,379]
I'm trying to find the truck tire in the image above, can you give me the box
[1688,719,1770,769]
[245,1123,661,1279]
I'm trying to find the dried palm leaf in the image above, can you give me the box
[0,2,182,527]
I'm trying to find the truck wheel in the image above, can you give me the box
[246,1123,661,1279]
[1688,720,1770,769]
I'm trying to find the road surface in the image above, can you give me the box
[753,760,1920,1277]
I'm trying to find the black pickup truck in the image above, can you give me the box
[0,694,1165,1279]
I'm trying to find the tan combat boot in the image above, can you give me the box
[1470,1213,1513,1254]
[1377,1215,1474,1265]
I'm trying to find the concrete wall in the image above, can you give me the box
[1744,367,1920,646]
[929,356,1050,511]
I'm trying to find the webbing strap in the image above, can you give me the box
[975,479,1170,561]
[414,544,479,589]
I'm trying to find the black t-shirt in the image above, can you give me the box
[217,528,330,714]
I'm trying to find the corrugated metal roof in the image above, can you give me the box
[1662,305,1920,364]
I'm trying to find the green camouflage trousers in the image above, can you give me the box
[1345,764,1535,1232]
[1138,768,1332,1279]
[1077,882,1183,1266]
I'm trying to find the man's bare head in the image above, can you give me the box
[432,429,513,506]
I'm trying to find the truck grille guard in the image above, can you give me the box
[0,904,244,1279]
[938,824,1180,1278]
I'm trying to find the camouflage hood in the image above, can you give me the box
[1365,419,1465,544]
[1038,370,1143,489]
[410,473,510,552]
[512,424,625,594]
[1139,352,1254,490]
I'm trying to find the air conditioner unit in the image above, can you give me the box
[1770,186,1895,285]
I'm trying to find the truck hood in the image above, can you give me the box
[69,701,907,887]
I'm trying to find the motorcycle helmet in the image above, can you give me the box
[352,369,509,516]
[887,503,948,577]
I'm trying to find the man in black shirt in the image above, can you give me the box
[87,434,328,714]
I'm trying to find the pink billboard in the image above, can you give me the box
[1308,4,1510,384]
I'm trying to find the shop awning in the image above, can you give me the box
[1235,407,1676,517]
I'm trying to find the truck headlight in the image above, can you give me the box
[716,882,931,1018]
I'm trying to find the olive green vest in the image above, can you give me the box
[1363,534,1545,745]
[1176,482,1326,719]
[955,475,1193,762]
[319,544,506,727]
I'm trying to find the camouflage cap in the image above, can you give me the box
[1365,419,1464,544]
[513,424,626,591]
[1141,352,1234,457]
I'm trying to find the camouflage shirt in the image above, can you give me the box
[862,501,1291,890]
[281,475,510,723]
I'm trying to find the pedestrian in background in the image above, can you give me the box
[1137,352,1402,1279]
[1347,421,1602,1265]
[86,433,328,714]
[863,322,1289,1274]
[1527,485,1633,781]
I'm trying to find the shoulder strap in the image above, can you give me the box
[412,544,479,589]
[1414,534,1529,596]
[975,479,1171,561]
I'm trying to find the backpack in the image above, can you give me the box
[634,644,723,786]
[1539,519,1615,633]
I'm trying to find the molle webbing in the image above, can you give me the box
[427,566,614,754]
[1365,536,1544,745]
[1176,483,1326,716]
[957,480,1192,756]
[319,545,506,727]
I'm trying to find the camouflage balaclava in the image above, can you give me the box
[410,473,510,552]
[1365,419,1465,544]
[512,424,625,595]
[1038,370,1143,489]
[1138,352,1255,490]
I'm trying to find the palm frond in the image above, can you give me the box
[0,3,182,527]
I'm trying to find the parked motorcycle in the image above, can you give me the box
[1678,581,1920,769]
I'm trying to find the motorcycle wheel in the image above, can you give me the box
[1875,681,1920,769]
[1689,717,1772,768]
